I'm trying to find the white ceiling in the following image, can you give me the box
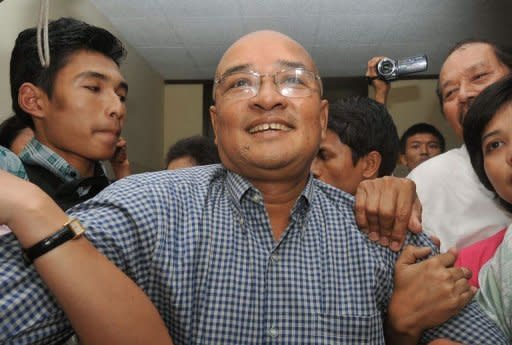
[89,0,512,80]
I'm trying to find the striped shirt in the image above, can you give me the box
[0,165,507,344]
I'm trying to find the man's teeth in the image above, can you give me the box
[249,123,291,133]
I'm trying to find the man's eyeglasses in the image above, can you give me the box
[213,68,323,101]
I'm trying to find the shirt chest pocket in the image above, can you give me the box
[313,312,384,344]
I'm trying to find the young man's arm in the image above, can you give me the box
[381,232,508,344]
[0,170,172,345]
[385,246,475,344]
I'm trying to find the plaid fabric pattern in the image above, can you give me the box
[0,165,507,344]
[0,146,27,179]
[19,138,81,182]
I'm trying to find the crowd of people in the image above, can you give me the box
[1,16,511,345]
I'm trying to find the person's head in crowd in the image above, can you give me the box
[10,17,127,173]
[165,135,220,170]
[311,96,399,195]
[464,75,512,213]
[209,30,327,184]
[399,122,445,171]
[437,39,512,139]
[0,115,34,155]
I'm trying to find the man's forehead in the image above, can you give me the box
[440,43,495,79]
[216,31,316,76]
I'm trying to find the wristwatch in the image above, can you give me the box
[23,218,86,264]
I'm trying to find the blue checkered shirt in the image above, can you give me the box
[0,165,507,344]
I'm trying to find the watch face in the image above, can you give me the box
[67,219,86,237]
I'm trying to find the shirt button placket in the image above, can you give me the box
[268,324,279,338]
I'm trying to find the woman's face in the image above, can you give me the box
[482,102,512,204]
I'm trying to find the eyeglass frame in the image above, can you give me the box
[212,67,323,101]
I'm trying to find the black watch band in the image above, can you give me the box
[23,218,85,265]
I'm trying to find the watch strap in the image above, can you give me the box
[23,218,85,264]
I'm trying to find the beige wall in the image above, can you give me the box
[0,0,164,172]
[163,84,203,165]
[369,79,461,150]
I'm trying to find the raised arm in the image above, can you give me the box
[0,170,172,345]
[366,56,391,105]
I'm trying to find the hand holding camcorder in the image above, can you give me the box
[376,55,428,82]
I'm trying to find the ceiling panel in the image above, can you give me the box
[89,0,512,80]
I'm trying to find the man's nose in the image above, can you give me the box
[458,82,476,105]
[249,77,287,111]
[107,92,125,120]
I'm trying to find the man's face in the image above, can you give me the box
[36,50,127,163]
[482,102,512,204]
[400,133,442,170]
[439,43,510,139]
[311,129,365,195]
[210,31,327,182]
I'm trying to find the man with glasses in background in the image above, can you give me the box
[0,30,506,344]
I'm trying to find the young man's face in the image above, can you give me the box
[400,133,442,170]
[35,50,127,164]
[439,43,510,139]
[482,102,512,204]
[210,31,327,183]
[311,129,366,195]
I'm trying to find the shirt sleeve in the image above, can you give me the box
[0,233,73,344]
[475,228,512,341]
[0,146,28,180]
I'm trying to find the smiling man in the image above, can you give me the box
[408,40,512,251]
[5,17,129,210]
[0,31,507,344]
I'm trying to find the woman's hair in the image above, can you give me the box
[463,75,512,212]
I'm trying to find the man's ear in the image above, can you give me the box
[361,151,382,179]
[319,99,328,140]
[209,105,218,145]
[18,82,47,119]
[399,154,407,166]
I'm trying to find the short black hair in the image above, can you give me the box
[463,74,512,213]
[165,135,220,167]
[10,17,126,128]
[0,115,29,149]
[436,39,512,107]
[399,122,446,154]
[328,96,399,177]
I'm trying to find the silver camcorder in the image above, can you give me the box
[376,55,428,81]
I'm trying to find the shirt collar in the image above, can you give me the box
[225,169,313,224]
[19,138,105,183]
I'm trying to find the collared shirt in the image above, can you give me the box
[19,138,82,183]
[0,146,27,236]
[19,138,110,210]
[0,145,27,179]
[0,165,507,344]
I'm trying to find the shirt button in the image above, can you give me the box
[239,217,244,225]
[268,325,278,338]
[270,253,279,262]
[252,194,261,203]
